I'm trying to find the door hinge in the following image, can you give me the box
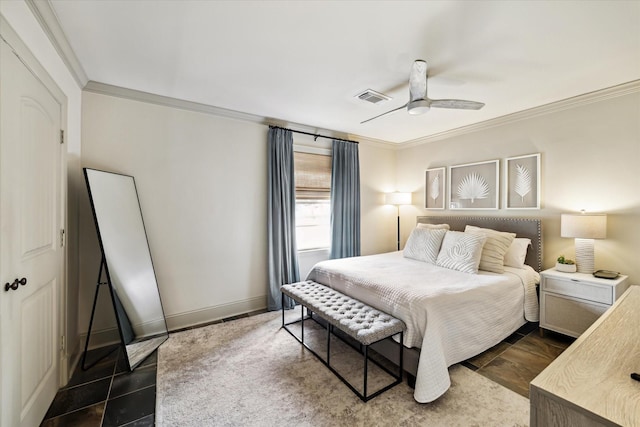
[60,335,66,352]
[60,229,65,247]
[60,129,64,144]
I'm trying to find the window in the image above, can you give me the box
[294,151,331,251]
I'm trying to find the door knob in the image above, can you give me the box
[4,278,27,292]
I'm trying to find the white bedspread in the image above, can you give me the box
[306,251,540,403]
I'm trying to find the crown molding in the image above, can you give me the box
[399,80,640,149]
[25,0,88,87]
[89,77,635,151]
[84,80,271,123]
[84,68,639,152]
[349,135,398,150]
[84,80,400,148]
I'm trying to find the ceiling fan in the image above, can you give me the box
[361,60,485,124]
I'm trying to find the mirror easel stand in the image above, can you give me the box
[81,255,119,371]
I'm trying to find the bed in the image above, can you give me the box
[306,216,542,403]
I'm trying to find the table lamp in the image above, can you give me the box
[561,212,607,274]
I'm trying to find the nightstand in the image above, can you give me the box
[539,268,629,338]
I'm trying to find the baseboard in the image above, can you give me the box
[165,295,267,331]
[75,296,268,351]
[79,326,122,351]
[61,340,83,386]
[59,353,71,386]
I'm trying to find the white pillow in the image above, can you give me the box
[417,223,450,230]
[504,238,532,269]
[436,231,486,274]
[464,225,516,274]
[403,227,447,264]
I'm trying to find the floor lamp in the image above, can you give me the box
[385,192,412,251]
[561,212,607,274]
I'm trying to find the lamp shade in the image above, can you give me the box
[561,214,607,239]
[385,192,412,205]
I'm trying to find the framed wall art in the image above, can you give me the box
[424,167,445,210]
[448,159,499,210]
[505,153,540,209]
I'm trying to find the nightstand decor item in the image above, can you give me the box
[560,212,607,274]
[555,255,576,273]
[593,269,619,279]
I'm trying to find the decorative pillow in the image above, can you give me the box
[436,231,486,274]
[504,238,532,269]
[417,223,450,230]
[403,227,447,264]
[464,225,516,274]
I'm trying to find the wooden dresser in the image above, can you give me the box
[530,285,640,426]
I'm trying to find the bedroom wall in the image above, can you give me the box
[395,90,640,284]
[1,2,83,381]
[79,91,396,337]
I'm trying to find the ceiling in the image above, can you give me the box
[49,1,640,144]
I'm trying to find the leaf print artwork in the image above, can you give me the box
[457,173,489,203]
[449,160,499,209]
[514,164,531,202]
[431,173,440,202]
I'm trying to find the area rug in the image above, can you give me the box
[156,311,529,426]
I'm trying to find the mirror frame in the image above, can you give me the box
[84,168,169,369]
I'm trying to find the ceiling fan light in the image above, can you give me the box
[407,100,430,115]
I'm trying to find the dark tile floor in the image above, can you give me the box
[463,322,575,398]
[40,344,157,427]
[41,316,573,426]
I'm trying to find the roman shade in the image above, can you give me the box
[294,151,331,200]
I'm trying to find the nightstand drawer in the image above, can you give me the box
[542,277,612,305]
[541,292,609,338]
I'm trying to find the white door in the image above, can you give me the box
[0,37,63,427]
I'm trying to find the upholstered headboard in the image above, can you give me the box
[416,216,543,272]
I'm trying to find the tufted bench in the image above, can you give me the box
[281,280,405,401]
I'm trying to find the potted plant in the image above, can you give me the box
[556,255,577,273]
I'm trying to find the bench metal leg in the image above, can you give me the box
[281,303,405,402]
[327,324,331,366]
[300,303,304,345]
[281,293,285,327]
[363,345,369,399]
[399,332,404,377]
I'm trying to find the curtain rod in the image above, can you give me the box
[269,125,358,144]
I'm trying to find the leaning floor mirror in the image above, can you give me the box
[84,168,169,370]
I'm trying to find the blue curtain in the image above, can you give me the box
[267,127,299,310]
[330,139,361,259]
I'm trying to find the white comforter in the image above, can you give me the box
[306,251,540,403]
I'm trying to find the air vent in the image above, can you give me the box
[355,89,391,104]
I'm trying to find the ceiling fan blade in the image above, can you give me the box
[429,99,485,110]
[360,103,408,124]
[409,60,427,102]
